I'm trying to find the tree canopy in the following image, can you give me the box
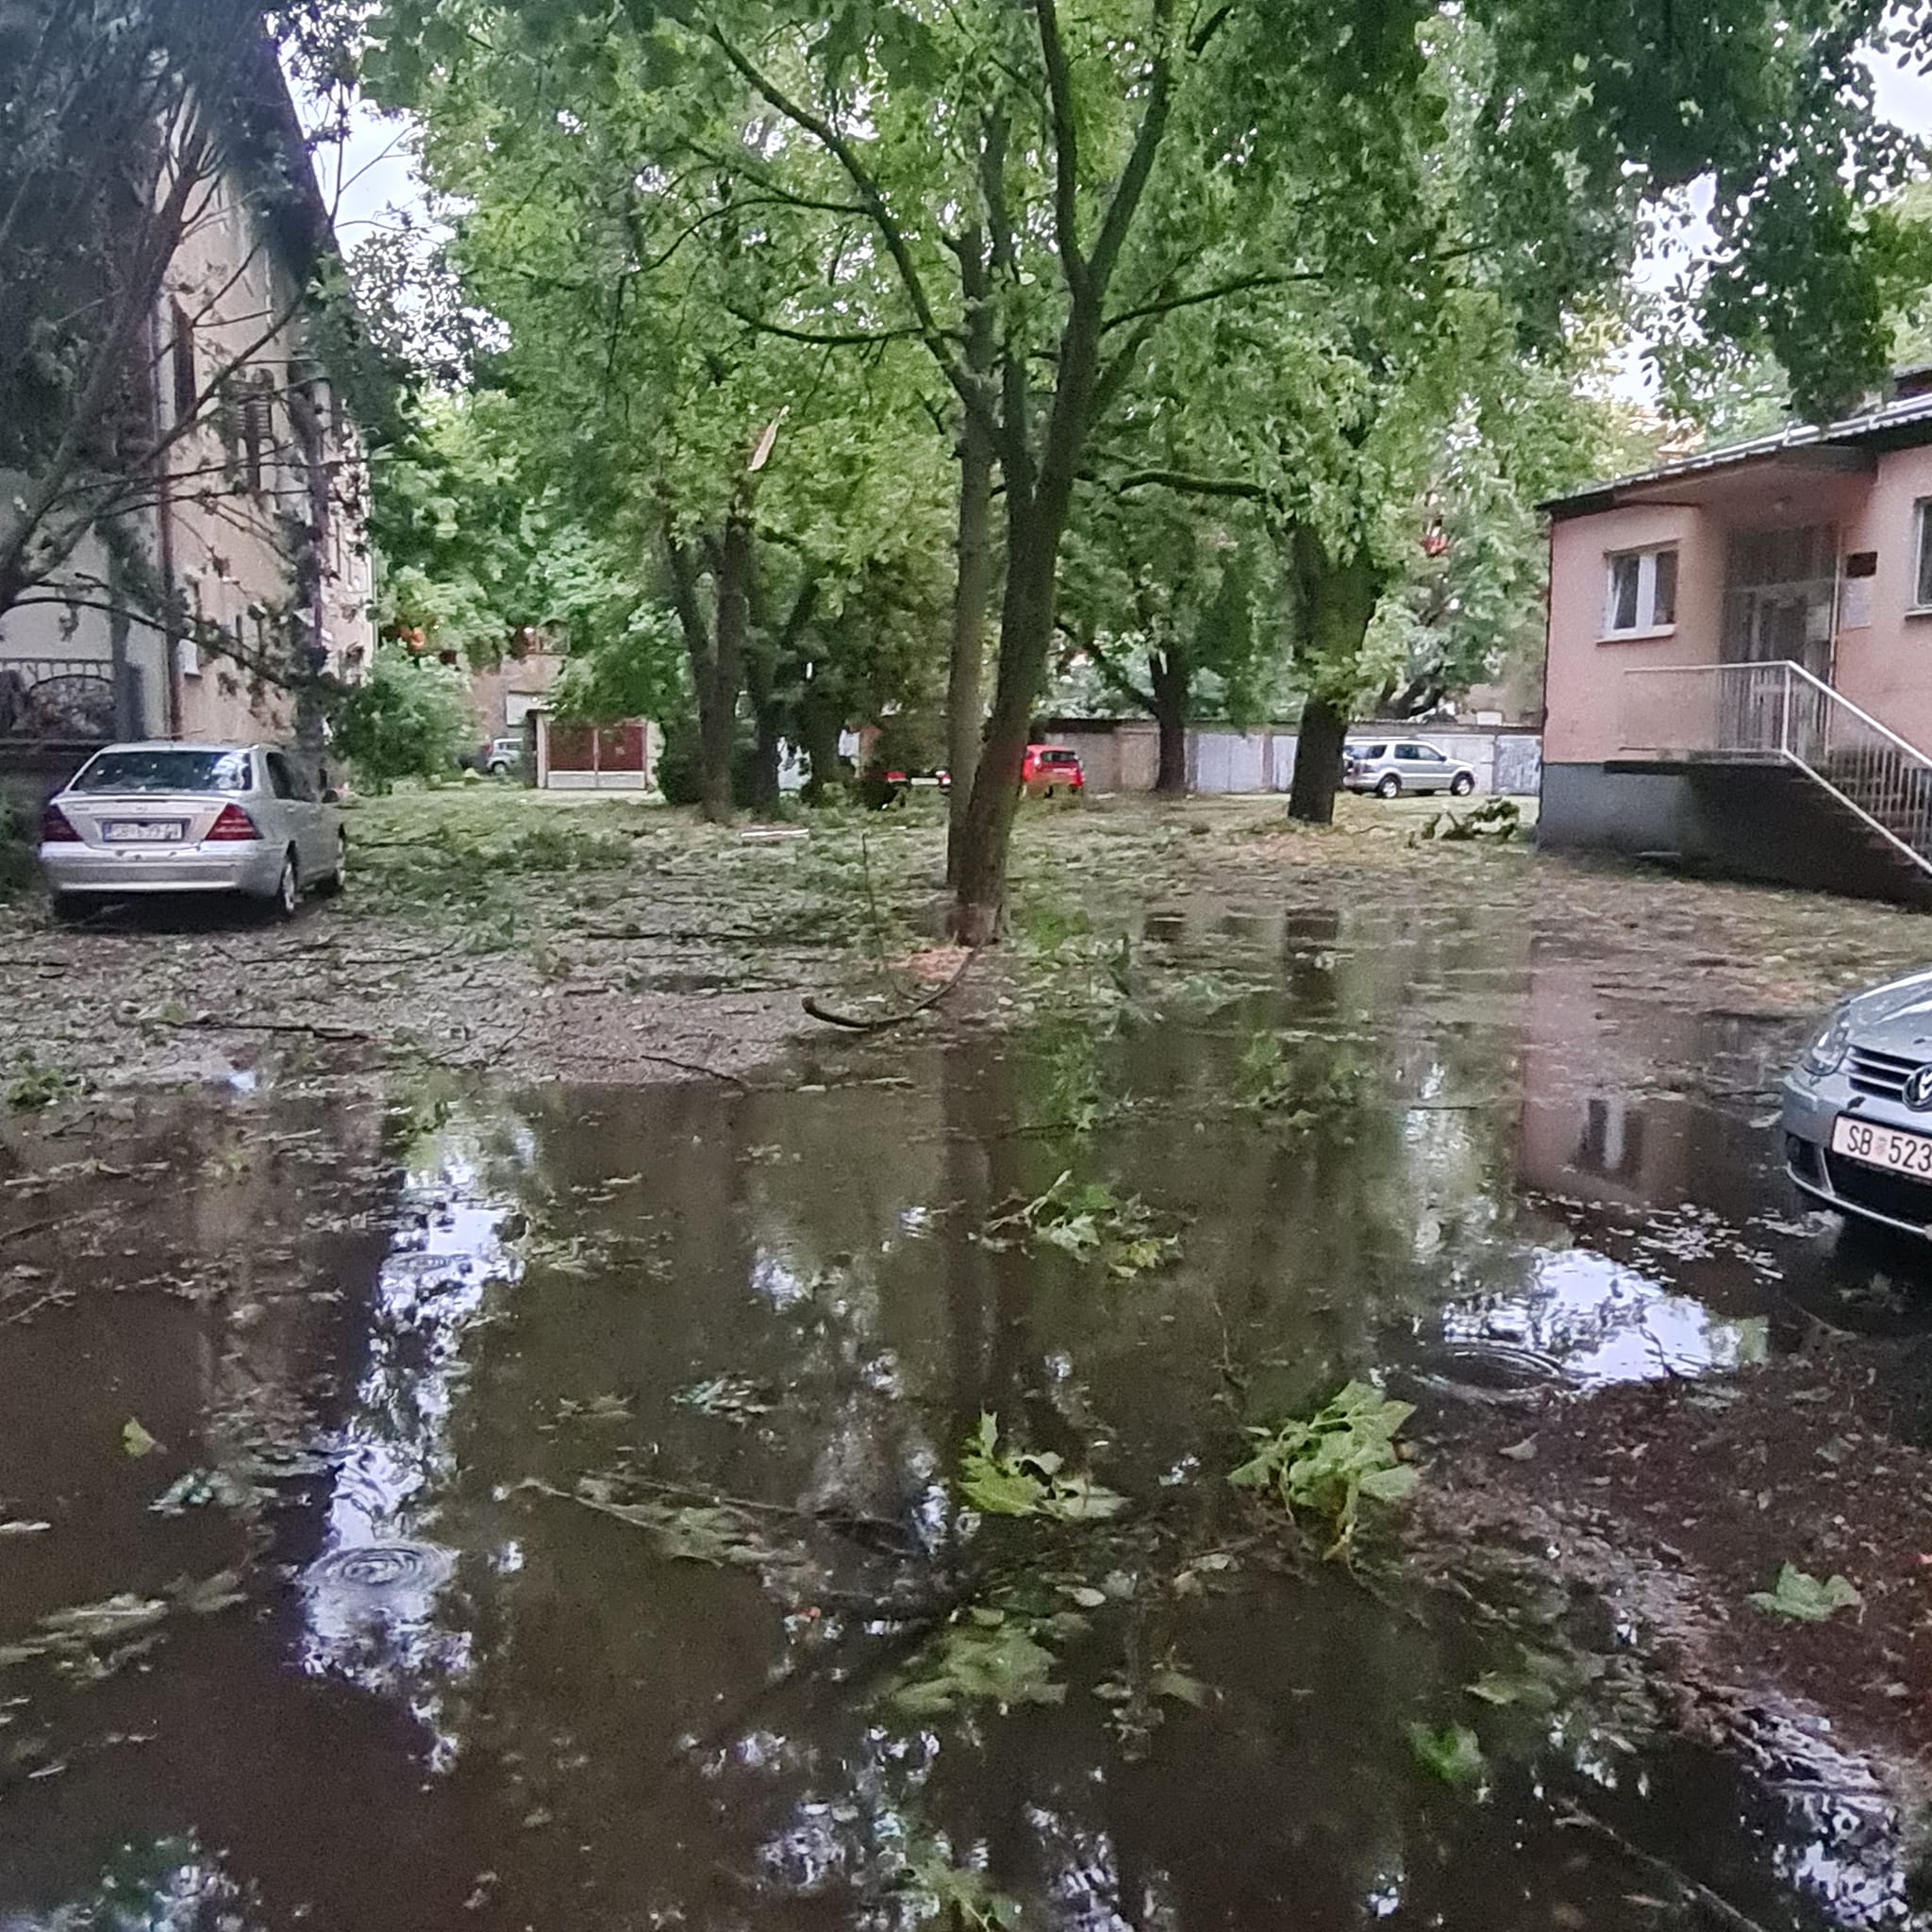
[353,0,1932,908]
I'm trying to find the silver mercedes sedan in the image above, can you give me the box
[1783,969,1932,1239]
[38,742,345,919]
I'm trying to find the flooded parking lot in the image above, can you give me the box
[5,873,1932,1931]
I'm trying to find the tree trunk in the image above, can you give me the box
[1287,693,1348,824]
[743,635,782,815]
[797,677,846,800]
[950,494,1068,943]
[946,232,998,890]
[1285,529,1383,825]
[698,507,752,824]
[1150,648,1189,795]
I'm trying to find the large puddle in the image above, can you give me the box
[3,891,1929,1929]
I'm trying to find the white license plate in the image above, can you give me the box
[105,821,185,843]
[1831,1114,1932,1178]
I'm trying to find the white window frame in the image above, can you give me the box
[1603,545,1678,638]
[1912,500,1932,612]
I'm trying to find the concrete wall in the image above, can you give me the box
[472,649,566,739]
[1539,758,1929,903]
[1546,504,1716,765]
[1830,443,1932,747]
[1043,720,1542,795]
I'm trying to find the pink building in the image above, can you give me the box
[1541,374,1932,903]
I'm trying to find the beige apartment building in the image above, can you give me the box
[0,31,374,793]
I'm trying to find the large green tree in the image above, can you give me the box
[364,0,1926,900]
[362,21,958,821]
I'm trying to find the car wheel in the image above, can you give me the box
[1374,774,1401,799]
[1451,772,1475,796]
[314,832,347,898]
[269,849,299,920]
[488,759,508,776]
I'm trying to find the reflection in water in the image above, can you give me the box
[6,901,1932,1931]
[295,1110,522,1758]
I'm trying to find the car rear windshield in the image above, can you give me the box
[70,749,252,795]
[1041,749,1077,763]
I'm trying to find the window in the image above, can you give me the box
[265,752,308,801]
[1605,545,1678,635]
[1397,742,1446,763]
[1354,742,1387,760]
[1915,503,1932,609]
[241,390,273,493]
[71,749,249,794]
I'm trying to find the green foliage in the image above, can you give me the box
[1236,1036,1366,1120]
[958,1414,1127,1523]
[673,1375,776,1424]
[983,1171,1180,1278]
[1748,1564,1863,1623]
[5,1058,85,1110]
[499,823,634,873]
[0,801,32,903]
[1407,1721,1486,1789]
[327,642,475,791]
[1416,798,1522,843]
[891,1606,1075,1716]
[900,1844,1023,1931]
[1230,1381,1419,1554]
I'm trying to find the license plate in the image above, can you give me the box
[1831,1114,1932,1178]
[105,820,184,843]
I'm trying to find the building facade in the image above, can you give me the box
[1540,375,1932,902]
[0,33,374,800]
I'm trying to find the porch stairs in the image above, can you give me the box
[1612,659,1932,908]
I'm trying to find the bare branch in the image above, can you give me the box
[703,26,988,427]
[1086,0,1180,300]
[1101,268,1323,333]
[724,303,929,347]
[1108,466,1271,501]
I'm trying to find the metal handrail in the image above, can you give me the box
[1626,658,1931,767]
[1619,658,1932,878]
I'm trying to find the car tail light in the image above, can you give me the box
[39,803,79,843]
[204,803,261,841]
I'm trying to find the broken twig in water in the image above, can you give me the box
[1556,1803,1774,1932]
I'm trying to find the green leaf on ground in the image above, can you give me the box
[121,1418,160,1458]
[1747,1563,1861,1622]
[958,1413,1127,1522]
[1407,1721,1486,1788]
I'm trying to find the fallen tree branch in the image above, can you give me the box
[1556,1802,1776,1932]
[804,945,979,1031]
[143,1016,375,1042]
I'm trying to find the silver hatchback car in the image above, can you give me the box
[1783,969,1932,1239]
[1342,739,1478,798]
[38,742,345,919]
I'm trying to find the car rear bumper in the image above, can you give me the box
[39,843,285,897]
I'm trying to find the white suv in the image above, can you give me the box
[1341,739,1478,798]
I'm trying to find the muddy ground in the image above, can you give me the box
[0,785,1920,1094]
[9,786,1932,1928]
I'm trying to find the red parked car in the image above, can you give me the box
[1021,744,1085,798]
